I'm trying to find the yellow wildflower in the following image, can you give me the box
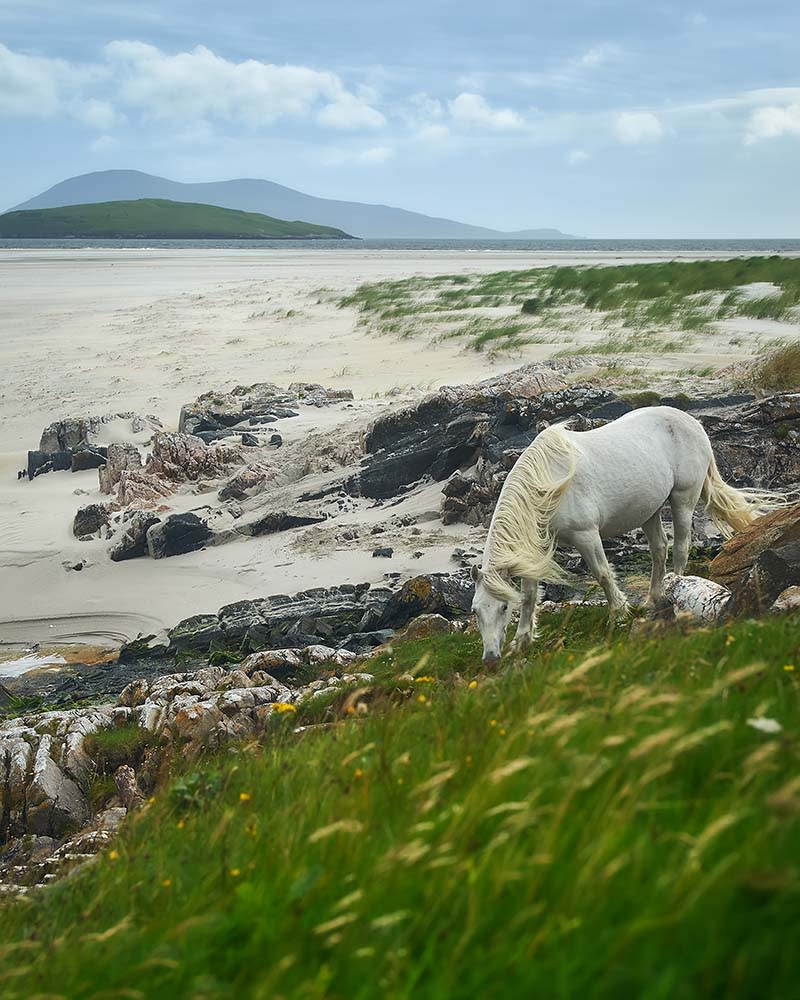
[273,702,297,714]
[784,664,795,672]
[415,676,435,684]
[108,850,119,861]
[468,680,478,690]
[176,818,185,830]
[417,694,427,704]
[725,634,735,646]
[239,792,251,803]
[354,767,364,779]
[499,728,507,737]
[490,719,498,727]
[162,878,172,888]
[230,868,241,878]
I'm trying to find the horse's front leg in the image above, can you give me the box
[509,578,539,653]
[574,530,630,623]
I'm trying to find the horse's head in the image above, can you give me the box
[471,565,514,665]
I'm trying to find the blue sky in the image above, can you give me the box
[1,0,799,236]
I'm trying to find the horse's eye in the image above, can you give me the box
[501,604,508,613]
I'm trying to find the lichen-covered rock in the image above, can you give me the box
[663,573,731,622]
[73,503,112,538]
[709,504,800,589]
[146,432,242,483]
[379,574,474,629]
[99,443,142,494]
[109,510,162,561]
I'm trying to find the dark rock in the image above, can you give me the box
[146,512,212,559]
[372,546,394,558]
[239,511,325,537]
[379,573,474,629]
[109,511,161,562]
[337,630,395,652]
[72,503,111,538]
[241,432,259,447]
[70,448,107,472]
[270,433,283,447]
[28,449,72,478]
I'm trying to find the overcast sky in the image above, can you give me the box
[1,0,799,236]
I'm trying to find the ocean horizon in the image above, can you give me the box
[2,237,800,252]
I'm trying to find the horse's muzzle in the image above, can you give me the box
[482,651,501,666]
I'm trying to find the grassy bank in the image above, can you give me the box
[2,607,798,998]
[0,199,354,240]
[340,256,800,355]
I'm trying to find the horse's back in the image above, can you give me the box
[554,406,712,538]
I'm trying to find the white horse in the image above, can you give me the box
[472,405,782,664]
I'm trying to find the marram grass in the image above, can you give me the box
[1,607,799,999]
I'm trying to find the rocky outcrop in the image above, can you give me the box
[29,413,161,480]
[131,573,473,659]
[146,512,213,559]
[145,432,242,484]
[218,461,280,501]
[0,649,374,894]
[72,503,112,539]
[709,505,800,615]
[98,443,143,494]
[178,382,352,443]
[109,511,162,562]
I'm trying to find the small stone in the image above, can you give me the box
[372,546,393,558]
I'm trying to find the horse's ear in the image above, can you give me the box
[471,565,482,582]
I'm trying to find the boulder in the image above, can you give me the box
[109,511,162,561]
[379,574,474,629]
[28,449,72,479]
[73,503,111,538]
[709,504,800,588]
[662,573,731,622]
[99,443,142,494]
[401,613,454,640]
[146,512,213,559]
[218,462,278,501]
[70,448,107,472]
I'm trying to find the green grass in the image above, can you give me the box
[339,257,800,355]
[1,607,799,998]
[737,339,800,393]
[0,199,354,240]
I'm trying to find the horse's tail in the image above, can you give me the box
[701,454,788,538]
[482,427,577,601]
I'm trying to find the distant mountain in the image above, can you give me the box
[9,170,572,240]
[0,199,354,240]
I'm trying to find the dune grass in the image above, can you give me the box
[1,606,799,999]
[339,256,800,355]
[736,340,800,393]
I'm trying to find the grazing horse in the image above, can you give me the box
[472,405,782,665]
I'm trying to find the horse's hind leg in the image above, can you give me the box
[574,530,630,622]
[670,485,702,575]
[510,577,539,652]
[641,510,668,607]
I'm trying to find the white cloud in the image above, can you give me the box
[614,111,664,144]
[745,103,800,142]
[0,42,100,119]
[566,148,590,165]
[104,41,383,130]
[449,92,523,131]
[318,94,385,130]
[71,97,122,130]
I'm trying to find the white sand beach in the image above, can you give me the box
[1,246,798,652]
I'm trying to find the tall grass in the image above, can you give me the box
[1,607,798,998]
[339,257,800,355]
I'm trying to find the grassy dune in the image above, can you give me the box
[340,256,800,355]
[0,199,354,240]
[2,607,799,998]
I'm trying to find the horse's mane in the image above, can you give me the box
[481,425,578,602]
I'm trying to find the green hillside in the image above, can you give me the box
[1,607,798,998]
[0,198,355,239]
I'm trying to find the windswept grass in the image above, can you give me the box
[736,339,800,393]
[1,607,799,998]
[339,256,800,355]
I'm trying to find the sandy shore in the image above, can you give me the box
[1,246,797,654]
